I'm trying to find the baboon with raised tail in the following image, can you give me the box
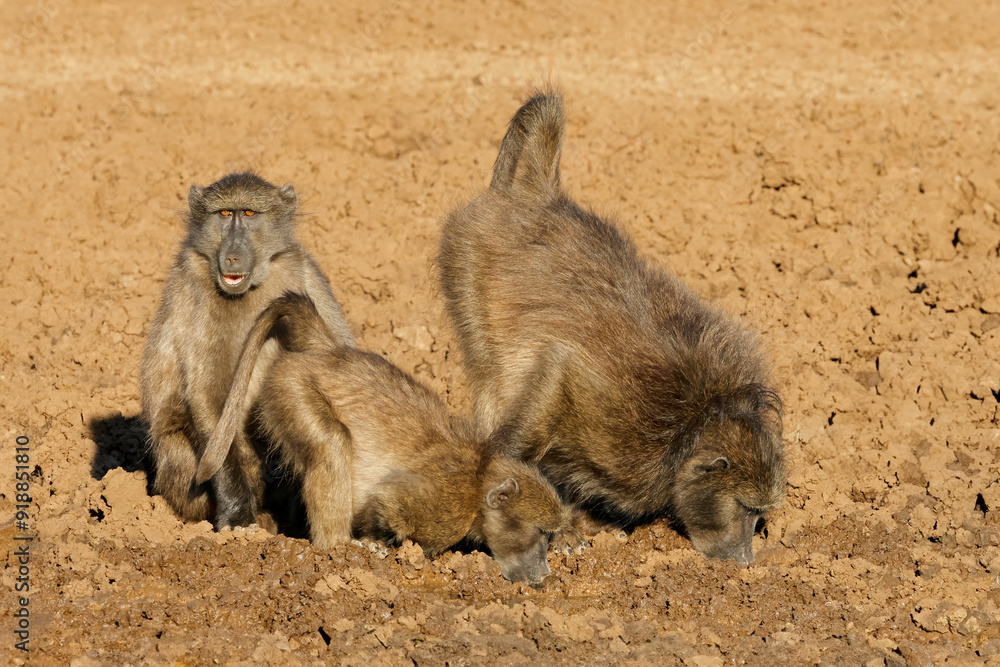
[437,91,785,564]
[140,172,354,531]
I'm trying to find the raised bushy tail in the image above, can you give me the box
[490,91,564,198]
[195,292,335,484]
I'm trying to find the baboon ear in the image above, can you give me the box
[188,185,204,211]
[695,456,729,475]
[278,184,297,207]
[486,478,519,509]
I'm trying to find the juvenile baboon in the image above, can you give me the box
[437,91,785,565]
[141,172,354,530]
[196,293,567,586]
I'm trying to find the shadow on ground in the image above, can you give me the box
[88,413,152,490]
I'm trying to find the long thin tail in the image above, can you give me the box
[489,91,564,198]
[195,292,334,484]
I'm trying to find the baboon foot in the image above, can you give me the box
[352,539,391,559]
[218,522,259,534]
[214,497,258,532]
[231,523,261,534]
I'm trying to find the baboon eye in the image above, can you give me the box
[219,210,232,217]
[243,210,255,217]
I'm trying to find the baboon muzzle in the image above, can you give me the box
[689,513,759,566]
[497,536,552,586]
[218,227,255,294]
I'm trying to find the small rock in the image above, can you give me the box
[609,636,629,654]
[399,540,425,569]
[683,656,723,667]
[982,296,1000,314]
[541,607,595,642]
[896,640,934,667]
[101,469,148,517]
[912,606,948,633]
[366,124,388,140]
[372,625,393,648]
[957,611,989,636]
[39,302,60,328]
[977,638,1000,658]
[942,603,968,627]
[69,652,102,667]
[855,371,881,389]
[591,531,621,553]
[373,137,398,159]
[769,631,801,645]
[392,324,434,352]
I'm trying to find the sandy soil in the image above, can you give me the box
[2,0,1000,664]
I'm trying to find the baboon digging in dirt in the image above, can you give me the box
[437,92,784,565]
[196,293,567,586]
[141,172,354,531]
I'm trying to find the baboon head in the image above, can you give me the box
[670,389,785,565]
[186,172,298,296]
[478,458,567,586]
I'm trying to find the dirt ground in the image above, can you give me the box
[2,0,999,664]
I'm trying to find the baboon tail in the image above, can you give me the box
[195,292,334,484]
[490,91,564,198]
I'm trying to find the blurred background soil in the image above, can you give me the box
[1,0,999,664]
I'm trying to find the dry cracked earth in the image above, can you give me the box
[1,0,1000,664]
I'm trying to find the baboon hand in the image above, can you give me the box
[549,526,588,556]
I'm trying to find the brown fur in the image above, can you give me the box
[200,293,567,585]
[437,91,785,564]
[140,172,354,530]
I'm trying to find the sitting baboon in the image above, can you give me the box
[197,293,567,586]
[436,91,785,564]
[141,172,354,530]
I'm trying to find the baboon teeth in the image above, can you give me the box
[223,274,246,286]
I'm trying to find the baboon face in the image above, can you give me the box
[480,467,567,586]
[187,173,297,296]
[671,418,784,565]
[676,468,765,566]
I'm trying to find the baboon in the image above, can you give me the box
[195,293,567,586]
[140,172,354,531]
[437,91,785,565]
